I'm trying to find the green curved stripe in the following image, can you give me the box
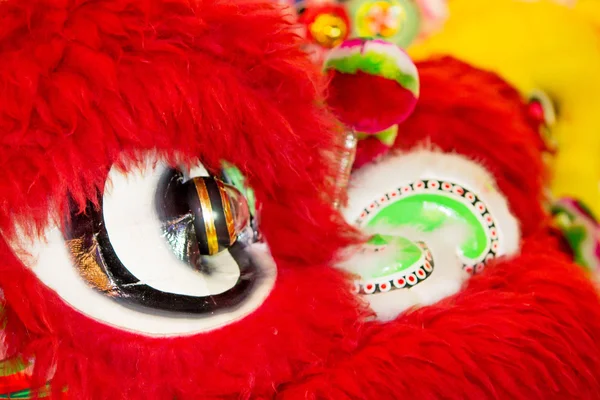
[0,384,51,399]
[366,193,488,260]
[324,51,419,95]
[366,234,422,279]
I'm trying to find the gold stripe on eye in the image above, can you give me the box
[217,180,236,245]
[194,178,219,255]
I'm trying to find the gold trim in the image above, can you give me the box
[217,180,236,245]
[194,178,219,255]
[67,237,117,295]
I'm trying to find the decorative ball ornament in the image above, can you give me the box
[300,4,351,49]
[323,38,420,133]
[346,0,421,48]
[309,12,348,47]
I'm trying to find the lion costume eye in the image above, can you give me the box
[7,156,276,336]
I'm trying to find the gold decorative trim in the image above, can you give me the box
[217,180,236,245]
[194,178,219,255]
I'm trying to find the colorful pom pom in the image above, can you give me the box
[324,38,419,133]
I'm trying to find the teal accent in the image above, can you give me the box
[324,51,419,95]
[366,193,488,260]
[221,162,256,217]
[365,234,423,280]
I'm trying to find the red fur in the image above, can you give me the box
[0,237,366,399]
[395,57,549,237]
[0,0,365,398]
[274,59,600,398]
[1,1,599,397]
[0,0,358,265]
[278,244,600,399]
[327,71,417,133]
[299,4,350,43]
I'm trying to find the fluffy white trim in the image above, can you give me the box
[344,148,520,256]
[339,149,521,320]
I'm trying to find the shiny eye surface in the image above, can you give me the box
[6,155,276,336]
[347,0,421,48]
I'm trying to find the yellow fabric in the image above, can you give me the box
[409,0,600,216]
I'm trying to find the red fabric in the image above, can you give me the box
[327,71,417,133]
[394,57,549,237]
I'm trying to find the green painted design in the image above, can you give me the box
[0,384,51,399]
[365,234,423,279]
[220,162,256,217]
[369,233,388,246]
[0,357,27,377]
[324,51,419,95]
[374,125,399,146]
[366,193,488,260]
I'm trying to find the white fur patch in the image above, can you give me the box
[339,149,521,320]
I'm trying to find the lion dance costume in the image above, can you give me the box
[2,0,600,399]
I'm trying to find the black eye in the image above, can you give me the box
[64,162,261,315]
